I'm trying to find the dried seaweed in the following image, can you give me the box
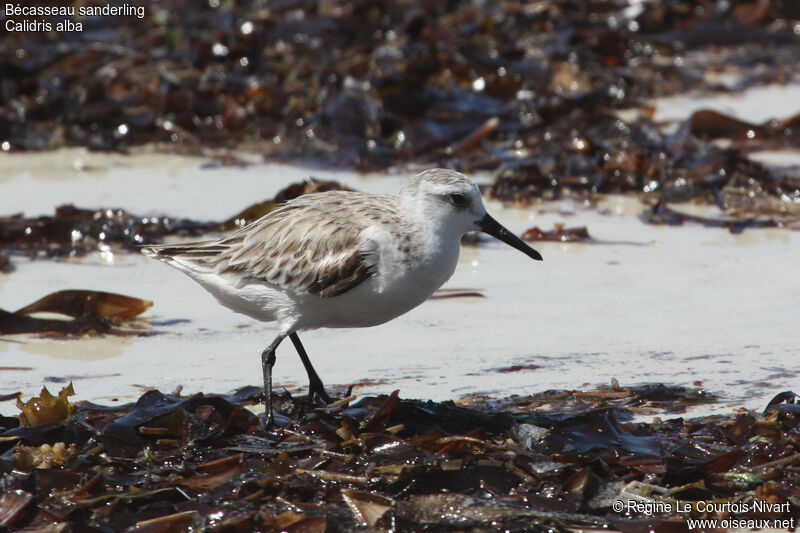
[523,224,591,243]
[0,290,152,336]
[0,204,217,260]
[15,290,152,319]
[0,179,348,265]
[2,0,800,216]
[641,200,799,232]
[15,384,75,427]
[1,383,797,531]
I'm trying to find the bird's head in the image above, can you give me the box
[402,169,542,261]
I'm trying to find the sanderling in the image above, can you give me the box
[142,168,542,427]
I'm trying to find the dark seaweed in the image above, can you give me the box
[2,1,800,215]
[0,205,217,260]
[0,290,152,336]
[1,384,798,531]
[0,179,348,264]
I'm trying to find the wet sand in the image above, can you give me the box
[2,145,798,417]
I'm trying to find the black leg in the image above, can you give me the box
[261,332,288,430]
[289,332,332,404]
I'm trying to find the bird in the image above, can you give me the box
[141,168,542,428]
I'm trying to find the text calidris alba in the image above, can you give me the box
[142,169,542,427]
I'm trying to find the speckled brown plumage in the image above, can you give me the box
[144,191,421,298]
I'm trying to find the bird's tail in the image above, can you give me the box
[139,241,231,277]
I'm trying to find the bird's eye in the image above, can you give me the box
[449,193,467,207]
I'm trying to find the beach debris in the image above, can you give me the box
[523,224,591,242]
[0,204,216,259]
[15,384,75,427]
[2,0,799,214]
[15,290,153,319]
[0,180,349,263]
[641,201,797,232]
[0,383,797,530]
[0,290,152,336]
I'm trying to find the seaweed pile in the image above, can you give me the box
[2,1,800,214]
[0,204,217,261]
[0,384,798,531]
[0,179,347,268]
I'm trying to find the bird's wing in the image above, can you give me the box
[143,192,386,298]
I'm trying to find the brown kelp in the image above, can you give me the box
[0,383,797,531]
[2,1,799,214]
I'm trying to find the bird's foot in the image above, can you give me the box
[307,384,333,405]
[261,408,292,438]
[264,410,275,429]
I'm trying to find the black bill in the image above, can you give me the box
[477,214,543,261]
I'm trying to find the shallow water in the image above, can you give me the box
[1,143,798,418]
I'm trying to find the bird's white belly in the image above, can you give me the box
[296,275,436,329]
[293,241,460,330]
